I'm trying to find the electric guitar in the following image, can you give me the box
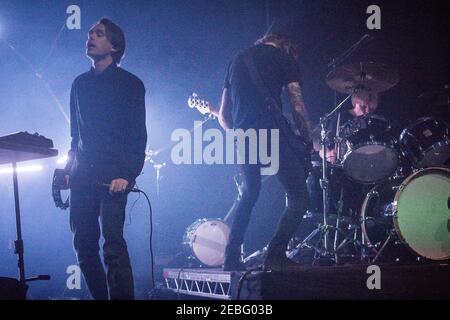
[187,92,312,164]
[187,93,216,118]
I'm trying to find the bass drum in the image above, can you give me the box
[361,167,450,262]
[182,219,230,267]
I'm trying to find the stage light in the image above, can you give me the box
[56,155,68,165]
[0,165,43,175]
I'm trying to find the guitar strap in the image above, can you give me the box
[242,48,310,160]
[242,49,282,114]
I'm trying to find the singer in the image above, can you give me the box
[64,18,147,300]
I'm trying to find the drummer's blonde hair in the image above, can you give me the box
[351,90,379,110]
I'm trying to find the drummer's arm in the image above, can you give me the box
[286,82,314,143]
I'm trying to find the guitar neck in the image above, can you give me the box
[207,105,219,118]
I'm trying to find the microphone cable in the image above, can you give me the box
[100,183,155,291]
[129,188,155,291]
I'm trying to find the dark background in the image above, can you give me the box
[0,0,448,299]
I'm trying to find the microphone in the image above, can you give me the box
[97,182,140,193]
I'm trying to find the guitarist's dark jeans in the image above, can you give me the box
[224,133,310,268]
[69,186,134,300]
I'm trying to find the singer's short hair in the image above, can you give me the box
[98,18,126,65]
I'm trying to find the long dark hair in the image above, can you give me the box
[255,33,299,60]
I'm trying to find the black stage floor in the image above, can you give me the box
[163,262,450,300]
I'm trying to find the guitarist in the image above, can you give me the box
[209,25,314,271]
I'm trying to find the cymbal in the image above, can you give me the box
[326,62,400,94]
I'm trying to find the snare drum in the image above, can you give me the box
[361,167,450,262]
[340,115,399,184]
[399,117,450,168]
[182,219,230,267]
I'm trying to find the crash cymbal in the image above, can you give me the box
[326,62,400,94]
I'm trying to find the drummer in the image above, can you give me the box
[313,90,379,162]
[307,90,379,218]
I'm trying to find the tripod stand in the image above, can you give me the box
[0,138,57,299]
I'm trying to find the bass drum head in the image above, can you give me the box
[394,167,450,260]
[361,177,413,262]
[183,219,230,267]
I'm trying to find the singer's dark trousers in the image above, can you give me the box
[69,186,134,300]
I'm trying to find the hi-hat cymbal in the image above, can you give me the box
[326,62,400,94]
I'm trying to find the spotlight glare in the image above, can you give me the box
[57,155,68,165]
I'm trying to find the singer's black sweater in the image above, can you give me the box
[65,63,147,186]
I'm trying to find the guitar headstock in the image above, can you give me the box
[188,93,211,115]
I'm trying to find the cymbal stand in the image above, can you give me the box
[314,93,354,260]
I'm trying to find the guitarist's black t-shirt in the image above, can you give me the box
[223,44,301,130]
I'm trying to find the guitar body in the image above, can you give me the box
[267,107,312,169]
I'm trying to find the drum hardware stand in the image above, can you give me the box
[145,148,166,197]
[333,188,344,263]
[318,93,355,259]
[286,93,356,263]
[334,223,363,261]
[370,234,393,263]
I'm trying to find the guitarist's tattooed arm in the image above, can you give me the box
[287,82,313,142]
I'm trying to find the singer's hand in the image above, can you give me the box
[109,178,129,194]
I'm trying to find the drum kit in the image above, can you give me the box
[181,61,450,268]
[294,61,450,265]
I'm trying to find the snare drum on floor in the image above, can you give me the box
[182,219,230,267]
